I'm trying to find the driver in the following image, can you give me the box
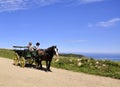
[35,42,40,51]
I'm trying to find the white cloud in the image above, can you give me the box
[0,0,60,12]
[79,0,104,4]
[0,0,26,12]
[60,0,104,6]
[89,18,120,28]
[0,0,104,12]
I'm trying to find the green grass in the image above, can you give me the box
[52,54,120,79]
[0,49,120,79]
[0,49,15,59]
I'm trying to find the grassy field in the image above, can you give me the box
[52,55,120,79]
[0,49,15,59]
[0,48,120,79]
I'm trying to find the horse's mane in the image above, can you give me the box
[45,46,55,52]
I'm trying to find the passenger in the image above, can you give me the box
[27,42,34,52]
[35,42,40,51]
[35,42,44,55]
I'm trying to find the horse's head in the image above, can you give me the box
[52,46,59,56]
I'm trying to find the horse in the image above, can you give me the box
[35,46,58,71]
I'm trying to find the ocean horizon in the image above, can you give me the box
[80,53,120,61]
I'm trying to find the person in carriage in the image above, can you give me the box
[27,42,36,57]
[35,42,40,51]
[27,42,34,52]
[35,42,44,55]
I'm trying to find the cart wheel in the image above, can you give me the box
[20,57,25,68]
[13,53,19,66]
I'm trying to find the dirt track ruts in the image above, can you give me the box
[0,57,120,87]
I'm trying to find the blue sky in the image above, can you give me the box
[0,0,120,53]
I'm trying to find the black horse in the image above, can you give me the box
[35,46,58,71]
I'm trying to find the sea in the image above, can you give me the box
[79,53,120,61]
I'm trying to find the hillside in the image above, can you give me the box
[0,48,120,79]
[0,48,15,59]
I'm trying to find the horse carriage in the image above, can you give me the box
[13,45,58,71]
[13,46,36,67]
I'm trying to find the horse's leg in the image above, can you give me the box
[39,60,42,69]
[46,60,49,71]
[48,60,52,72]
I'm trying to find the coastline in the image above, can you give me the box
[61,52,120,61]
[80,53,120,61]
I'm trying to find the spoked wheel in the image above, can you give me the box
[13,53,19,66]
[19,57,26,68]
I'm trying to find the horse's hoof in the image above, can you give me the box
[40,67,43,69]
[48,69,52,72]
[40,68,43,70]
[36,66,39,69]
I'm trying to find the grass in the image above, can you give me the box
[0,49,15,59]
[52,54,120,79]
[0,49,120,79]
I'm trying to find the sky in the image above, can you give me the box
[0,0,120,54]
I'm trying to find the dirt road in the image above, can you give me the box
[0,57,120,87]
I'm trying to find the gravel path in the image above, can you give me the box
[0,57,120,87]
